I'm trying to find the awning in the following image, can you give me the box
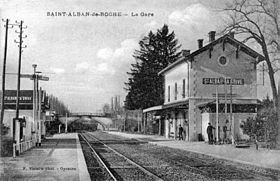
[195,100,215,107]
[143,105,163,113]
[162,100,188,109]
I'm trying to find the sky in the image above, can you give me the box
[0,0,276,112]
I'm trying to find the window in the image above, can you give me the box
[168,86,170,102]
[218,55,228,66]
[175,83,177,100]
[182,79,185,98]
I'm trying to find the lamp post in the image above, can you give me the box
[31,65,49,146]
[32,64,37,145]
[65,112,68,133]
[215,84,219,143]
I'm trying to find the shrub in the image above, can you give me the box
[1,136,13,157]
[240,97,278,148]
[1,123,10,136]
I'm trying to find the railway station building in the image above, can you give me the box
[143,31,264,142]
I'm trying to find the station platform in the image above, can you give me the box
[0,133,91,181]
[107,131,280,171]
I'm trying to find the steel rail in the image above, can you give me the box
[90,131,259,180]
[86,132,164,181]
[79,133,117,181]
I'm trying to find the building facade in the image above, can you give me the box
[1,90,49,147]
[145,31,264,142]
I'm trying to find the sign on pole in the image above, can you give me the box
[37,75,49,81]
[20,74,33,79]
[21,74,49,81]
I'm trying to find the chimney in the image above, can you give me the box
[198,39,203,49]
[229,31,234,38]
[182,49,191,57]
[208,31,216,42]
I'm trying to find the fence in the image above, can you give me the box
[110,109,142,132]
[13,139,36,158]
[124,109,142,132]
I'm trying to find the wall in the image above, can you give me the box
[2,110,34,141]
[164,62,190,104]
[162,38,258,142]
[187,41,257,141]
[192,43,257,100]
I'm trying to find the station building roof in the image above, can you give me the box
[158,33,265,76]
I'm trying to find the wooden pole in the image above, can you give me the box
[230,82,234,144]
[224,77,227,118]
[15,21,23,119]
[38,87,42,146]
[0,19,9,134]
[32,64,37,143]
[216,85,219,143]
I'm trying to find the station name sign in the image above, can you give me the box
[1,90,33,104]
[202,78,244,85]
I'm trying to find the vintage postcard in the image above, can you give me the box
[1,0,280,180]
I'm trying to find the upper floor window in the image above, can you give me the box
[182,79,185,98]
[218,55,228,66]
[168,85,170,102]
[175,82,177,100]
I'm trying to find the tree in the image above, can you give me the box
[47,94,70,115]
[240,97,277,148]
[222,0,280,148]
[102,103,111,115]
[125,25,181,110]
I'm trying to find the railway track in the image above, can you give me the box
[86,131,279,181]
[179,150,278,180]
[79,132,163,181]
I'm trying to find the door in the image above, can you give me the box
[201,113,210,141]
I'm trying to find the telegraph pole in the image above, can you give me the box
[15,20,27,119]
[32,64,37,144]
[1,19,12,133]
[13,20,27,152]
[230,82,234,144]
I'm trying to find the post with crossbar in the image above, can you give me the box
[32,64,37,146]
[215,84,219,143]
[14,20,27,155]
[38,87,42,146]
[1,19,11,134]
[230,82,234,144]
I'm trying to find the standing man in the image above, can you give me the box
[207,123,215,144]
[222,120,229,144]
[178,124,183,140]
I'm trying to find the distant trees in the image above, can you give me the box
[47,94,70,115]
[102,103,111,115]
[125,24,181,110]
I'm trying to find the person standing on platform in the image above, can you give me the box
[207,123,215,144]
[222,120,229,144]
[178,125,183,140]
